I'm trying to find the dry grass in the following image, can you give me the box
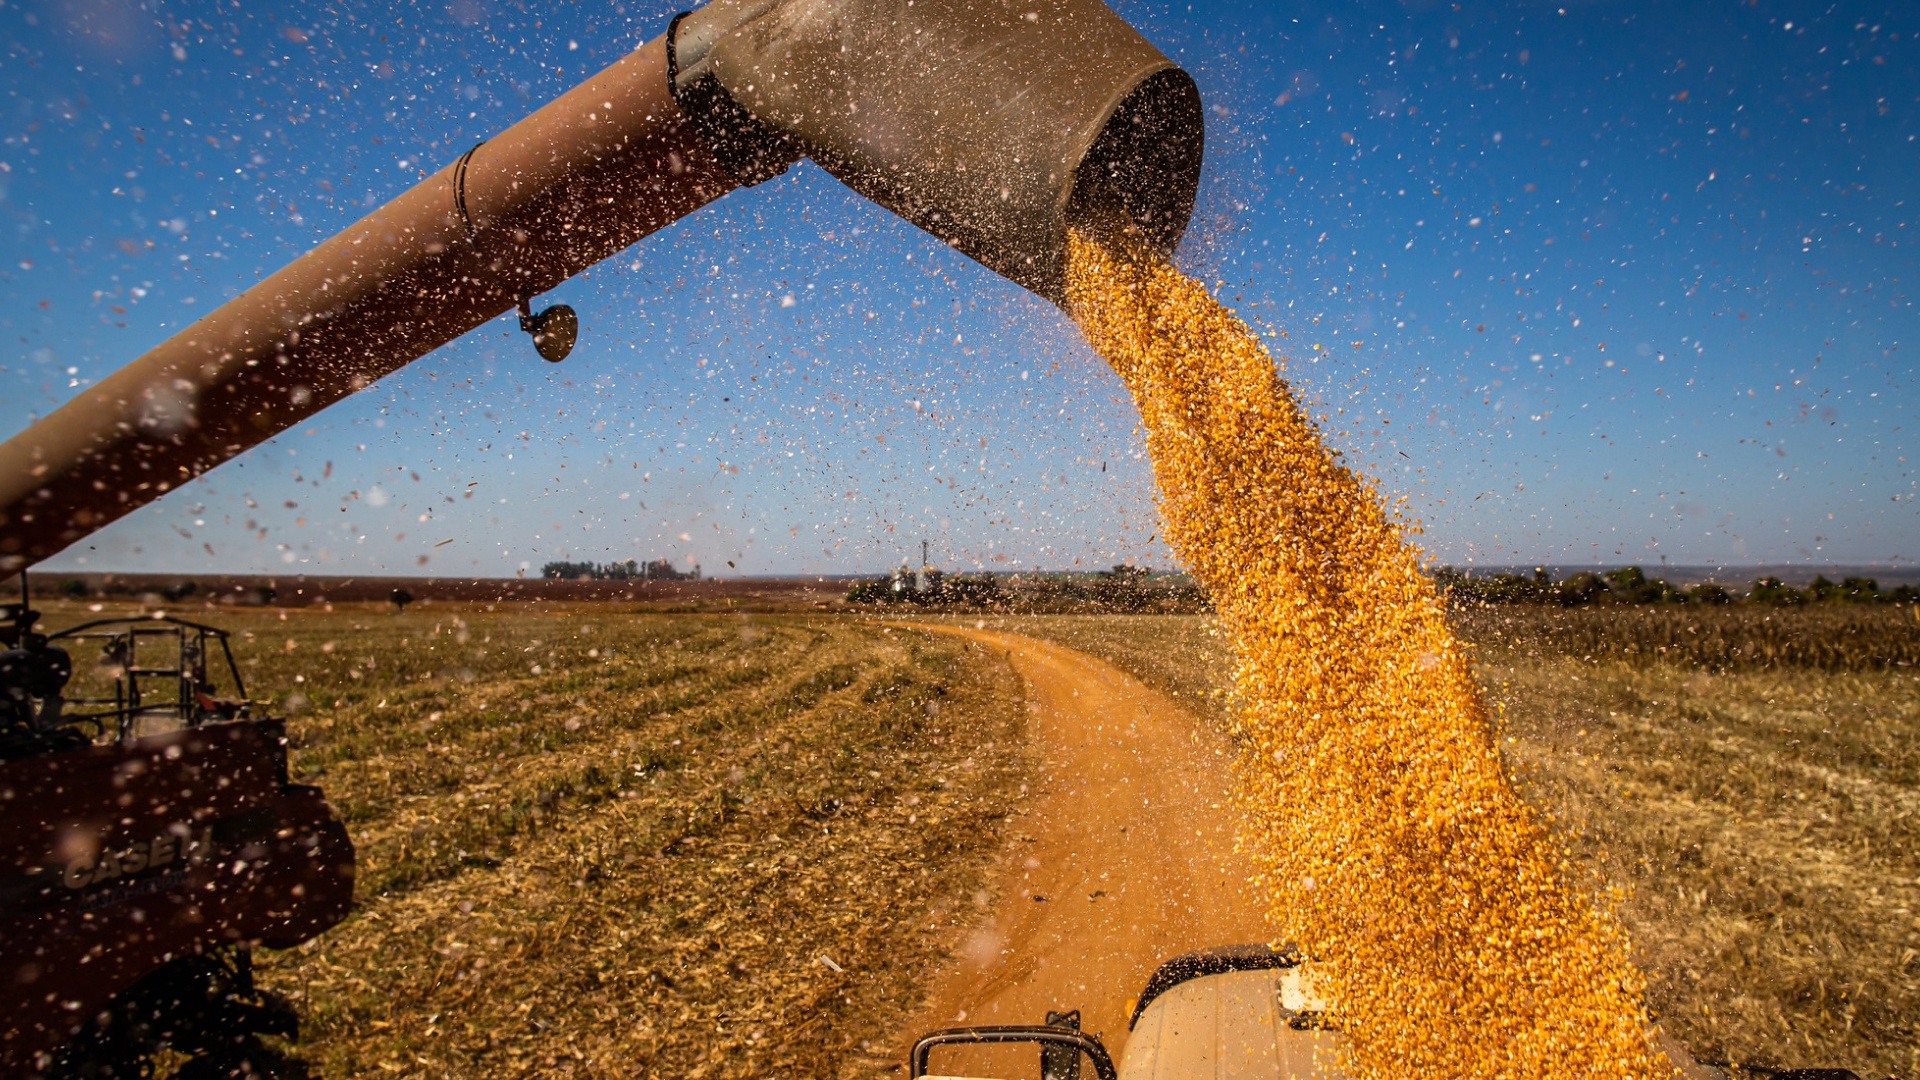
[37,597,1917,1075]
[1481,647,1919,1077]
[976,610,1920,1079]
[41,602,1034,1079]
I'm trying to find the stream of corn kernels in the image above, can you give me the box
[1064,231,1672,1079]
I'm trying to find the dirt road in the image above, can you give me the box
[895,625,1272,1073]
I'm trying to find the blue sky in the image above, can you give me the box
[1,0,1913,577]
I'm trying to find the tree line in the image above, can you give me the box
[1436,565,1919,606]
[539,559,701,582]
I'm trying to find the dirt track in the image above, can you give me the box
[893,625,1271,1073]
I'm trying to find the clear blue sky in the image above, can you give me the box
[2,0,1913,577]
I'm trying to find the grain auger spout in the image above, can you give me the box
[0,0,1203,570]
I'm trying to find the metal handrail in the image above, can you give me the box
[909,1025,1117,1080]
[43,617,254,736]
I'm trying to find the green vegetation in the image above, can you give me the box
[844,571,1004,607]
[854,564,1917,617]
[1439,565,1920,607]
[539,558,700,581]
[1453,604,1920,671]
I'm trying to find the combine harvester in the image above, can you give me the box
[0,1,1871,1077]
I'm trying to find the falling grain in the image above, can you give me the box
[1064,230,1673,1080]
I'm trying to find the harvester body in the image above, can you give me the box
[2,718,353,1072]
[1,613,353,1073]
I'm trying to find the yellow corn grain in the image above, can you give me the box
[1064,230,1672,1080]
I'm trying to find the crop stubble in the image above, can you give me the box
[984,609,1919,1078]
[120,606,1037,1079]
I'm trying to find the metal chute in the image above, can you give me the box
[0,0,1202,571]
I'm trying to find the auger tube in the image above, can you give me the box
[0,32,732,570]
[0,0,1203,569]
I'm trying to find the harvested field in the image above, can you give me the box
[32,599,1916,1075]
[1480,646,1919,1077]
[39,603,1035,1079]
[1454,603,1920,671]
[964,610,1920,1078]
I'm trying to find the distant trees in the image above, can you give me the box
[1690,583,1733,605]
[1437,566,1919,607]
[542,559,630,580]
[1091,564,1153,611]
[541,558,700,582]
[1602,565,1686,604]
[1809,575,1893,603]
[1750,577,1806,606]
[1742,574,1920,605]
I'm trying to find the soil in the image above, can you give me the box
[878,625,1270,1078]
